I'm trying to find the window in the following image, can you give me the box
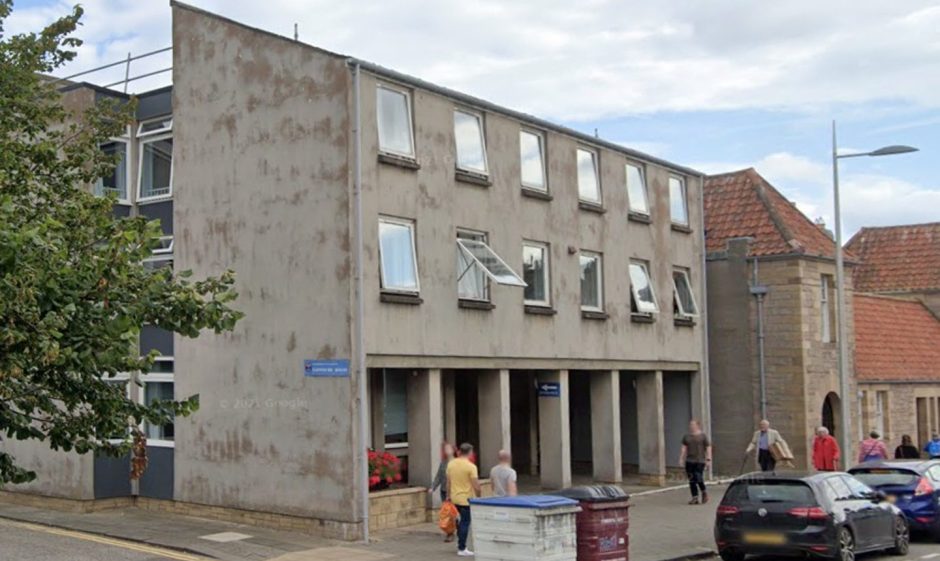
[152,236,174,255]
[520,130,546,191]
[457,233,526,301]
[383,370,408,447]
[137,118,173,202]
[626,163,649,216]
[874,391,888,438]
[378,218,419,293]
[143,255,173,272]
[629,261,658,314]
[101,373,131,442]
[825,477,853,501]
[672,268,699,317]
[821,274,836,343]
[140,358,174,446]
[523,242,550,306]
[669,176,689,226]
[454,109,488,175]
[95,141,129,202]
[580,252,603,312]
[576,148,601,204]
[376,85,415,158]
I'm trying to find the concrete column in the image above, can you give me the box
[443,370,457,445]
[591,371,622,483]
[539,370,571,490]
[369,369,385,452]
[407,369,443,489]
[478,369,511,475]
[637,371,666,486]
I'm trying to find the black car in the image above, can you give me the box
[715,472,909,561]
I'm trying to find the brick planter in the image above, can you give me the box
[369,487,427,531]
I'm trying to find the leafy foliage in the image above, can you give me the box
[0,1,243,484]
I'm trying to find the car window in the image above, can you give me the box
[726,481,816,504]
[841,475,874,499]
[851,468,920,487]
[928,466,940,483]
[826,477,853,501]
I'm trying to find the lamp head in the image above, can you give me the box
[868,145,919,157]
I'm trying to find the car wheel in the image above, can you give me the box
[831,527,855,561]
[719,550,745,561]
[890,516,909,556]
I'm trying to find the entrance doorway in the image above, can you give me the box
[822,392,840,438]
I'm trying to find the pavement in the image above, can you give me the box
[0,482,710,561]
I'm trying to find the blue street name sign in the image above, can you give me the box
[304,359,350,378]
[538,382,560,397]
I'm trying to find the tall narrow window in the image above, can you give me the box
[580,252,603,312]
[377,85,415,158]
[520,130,546,191]
[669,176,689,226]
[626,163,649,216]
[523,242,550,306]
[672,268,699,317]
[629,261,658,314]
[821,274,836,343]
[457,230,488,301]
[454,110,488,175]
[383,370,409,447]
[95,141,129,202]
[141,358,174,446]
[378,218,419,293]
[576,148,601,204]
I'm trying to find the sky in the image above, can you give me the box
[6,0,939,237]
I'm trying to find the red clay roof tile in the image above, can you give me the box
[845,223,940,293]
[854,294,940,382]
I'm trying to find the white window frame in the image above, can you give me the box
[821,275,832,343]
[136,118,174,203]
[453,108,489,175]
[137,118,173,138]
[519,129,547,192]
[152,236,174,255]
[95,138,132,205]
[576,147,602,204]
[457,236,527,290]
[522,241,551,307]
[378,217,420,294]
[376,84,416,159]
[626,162,650,216]
[143,254,173,271]
[630,260,658,314]
[669,175,689,226]
[457,229,489,302]
[139,357,175,448]
[672,268,699,318]
[579,251,604,312]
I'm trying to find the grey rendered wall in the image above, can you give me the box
[663,373,692,467]
[171,5,357,528]
[358,71,705,366]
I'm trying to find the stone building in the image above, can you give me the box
[854,294,940,452]
[2,2,709,539]
[704,168,858,475]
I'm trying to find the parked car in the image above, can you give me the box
[715,472,909,561]
[849,459,940,540]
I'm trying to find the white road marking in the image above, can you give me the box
[920,554,940,559]
[199,531,253,542]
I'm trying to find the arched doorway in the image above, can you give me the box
[822,392,841,438]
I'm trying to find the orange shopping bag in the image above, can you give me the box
[438,500,458,536]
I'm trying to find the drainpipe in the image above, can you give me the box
[751,258,769,420]
[350,60,369,543]
[698,175,713,480]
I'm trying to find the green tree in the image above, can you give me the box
[0,1,243,484]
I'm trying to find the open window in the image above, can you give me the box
[629,261,658,314]
[576,148,601,204]
[377,85,415,158]
[669,176,689,226]
[626,163,649,216]
[457,236,526,294]
[519,130,546,191]
[454,109,488,175]
[95,140,129,203]
[137,117,173,202]
[672,268,699,318]
[379,218,420,294]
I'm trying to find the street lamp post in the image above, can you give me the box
[831,120,917,466]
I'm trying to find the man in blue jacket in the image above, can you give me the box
[926,433,940,459]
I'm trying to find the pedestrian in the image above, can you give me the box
[925,433,940,459]
[679,419,712,504]
[858,431,889,463]
[745,419,788,472]
[430,442,456,542]
[447,442,481,557]
[811,427,840,472]
[895,435,921,459]
[489,449,518,497]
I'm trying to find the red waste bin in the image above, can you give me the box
[552,485,631,561]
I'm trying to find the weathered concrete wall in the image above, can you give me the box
[171,4,357,535]
[357,70,705,368]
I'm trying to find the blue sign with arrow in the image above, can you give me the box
[538,381,560,397]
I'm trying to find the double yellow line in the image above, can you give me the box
[0,518,209,561]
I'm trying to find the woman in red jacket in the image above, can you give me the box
[812,427,841,471]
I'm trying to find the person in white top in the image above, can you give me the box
[489,449,517,497]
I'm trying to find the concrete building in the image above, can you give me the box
[2,3,708,539]
[704,168,859,475]
[854,294,940,452]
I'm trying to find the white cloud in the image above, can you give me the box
[5,0,940,120]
